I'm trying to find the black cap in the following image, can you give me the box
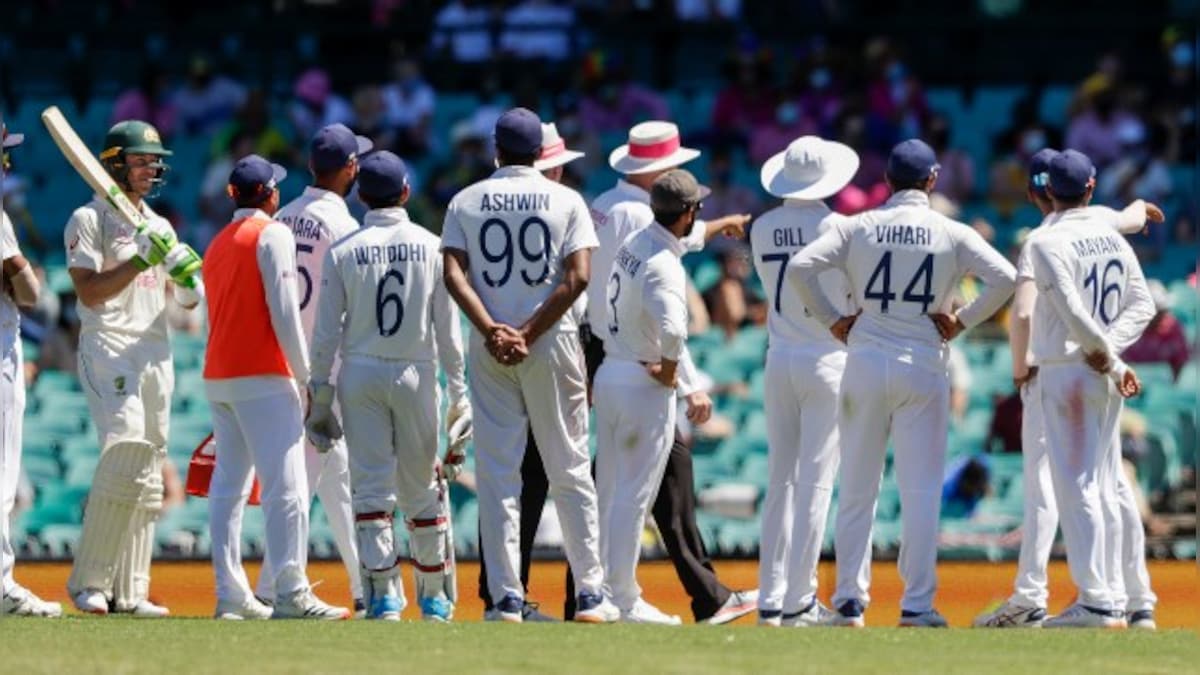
[494,107,543,156]
[358,150,410,202]
[1048,149,1095,199]
[228,154,286,199]
[1028,148,1059,193]
[886,139,940,184]
[310,123,373,173]
[650,169,711,214]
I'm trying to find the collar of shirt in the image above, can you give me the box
[491,164,543,180]
[232,208,271,222]
[302,185,351,213]
[885,190,930,208]
[616,178,650,204]
[783,198,831,213]
[647,221,689,257]
[364,207,410,229]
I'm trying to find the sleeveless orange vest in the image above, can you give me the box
[203,215,293,379]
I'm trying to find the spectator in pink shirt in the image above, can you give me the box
[711,50,777,145]
[1123,280,1192,379]
[1065,86,1141,170]
[748,101,816,166]
[112,65,177,140]
[577,52,669,134]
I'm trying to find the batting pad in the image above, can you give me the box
[408,504,451,601]
[67,441,159,596]
[113,450,165,610]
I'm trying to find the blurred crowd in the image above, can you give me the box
[3,12,1195,535]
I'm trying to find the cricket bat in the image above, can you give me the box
[439,476,458,604]
[40,106,199,288]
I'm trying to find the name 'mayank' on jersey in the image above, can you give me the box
[1069,233,1124,259]
[351,243,429,265]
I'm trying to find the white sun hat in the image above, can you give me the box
[760,136,860,200]
[608,120,701,175]
[533,122,585,171]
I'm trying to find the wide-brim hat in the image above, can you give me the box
[761,136,859,200]
[608,120,700,175]
[534,122,585,171]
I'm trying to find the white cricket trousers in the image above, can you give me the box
[0,331,24,591]
[594,359,676,612]
[758,345,844,615]
[1010,375,1057,609]
[207,387,311,602]
[832,345,948,614]
[470,328,604,605]
[256,435,361,602]
[1101,391,1157,612]
[1035,362,1117,611]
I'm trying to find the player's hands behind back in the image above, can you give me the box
[930,312,966,341]
[1117,367,1142,399]
[829,311,860,344]
[684,391,713,425]
[646,361,677,389]
[305,383,343,452]
[487,324,528,365]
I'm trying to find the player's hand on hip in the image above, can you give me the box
[645,361,677,389]
[1118,367,1142,398]
[305,383,343,453]
[829,312,859,344]
[1083,349,1112,374]
[684,391,713,425]
[1013,365,1039,390]
[930,312,965,341]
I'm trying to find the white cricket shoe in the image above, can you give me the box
[2,585,63,617]
[215,597,273,620]
[899,608,948,628]
[574,590,619,624]
[758,609,782,627]
[1128,610,1157,630]
[1043,604,1124,629]
[620,598,683,625]
[272,588,350,620]
[114,599,171,618]
[783,599,837,627]
[972,601,1046,628]
[706,589,758,625]
[72,589,109,615]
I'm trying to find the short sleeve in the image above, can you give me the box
[65,207,104,271]
[0,211,18,260]
[561,192,599,257]
[439,197,467,252]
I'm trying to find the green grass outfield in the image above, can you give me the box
[2,618,1197,674]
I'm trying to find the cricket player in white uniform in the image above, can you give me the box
[441,108,617,623]
[203,155,348,621]
[64,121,203,617]
[975,149,1162,629]
[580,120,757,625]
[307,150,470,622]
[1,123,61,617]
[1024,150,1152,629]
[596,170,714,625]
[253,123,370,612]
[751,137,858,627]
[788,139,1016,628]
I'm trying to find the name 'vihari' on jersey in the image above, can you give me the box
[478,191,552,212]
[351,242,428,265]
[874,224,930,247]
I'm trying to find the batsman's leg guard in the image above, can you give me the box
[408,506,453,603]
[114,449,165,611]
[356,511,404,618]
[68,441,159,597]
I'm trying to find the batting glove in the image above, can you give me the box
[132,218,177,269]
[162,243,203,288]
[306,382,343,453]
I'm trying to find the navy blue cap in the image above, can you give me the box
[228,154,286,198]
[310,123,373,173]
[1028,148,1059,192]
[1048,149,1095,199]
[886,139,940,184]
[357,150,409,201]
[494,107,543,156]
